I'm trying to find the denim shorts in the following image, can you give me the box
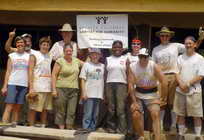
[5,85,28,104]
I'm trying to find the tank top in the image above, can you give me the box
[8,52,30,87]
[130,60,159,99]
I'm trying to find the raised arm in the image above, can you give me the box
[5,29,17,53]
[28,55,36,93]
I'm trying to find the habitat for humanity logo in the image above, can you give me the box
[95,16,108,24]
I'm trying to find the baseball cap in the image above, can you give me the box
[88,48,101,54]
[138,48,149,56]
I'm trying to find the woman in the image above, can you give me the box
[27,36,52,127]
[52,45,83,129]
[105,40,128,134]
[1,35,30,124]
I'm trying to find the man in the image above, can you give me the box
[152,26,204,132]
[152,27,184,131]
[4,29,38,125]
[5,29,38,55]
[174,36,204,140]
[49,23,78,60]
[128,48,167,140]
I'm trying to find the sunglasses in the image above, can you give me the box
[160,35,170,38]
[138,55,149,59]
[132,43,141,46]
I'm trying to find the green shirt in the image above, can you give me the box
[56,57,82,88]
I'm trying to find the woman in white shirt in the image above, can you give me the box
[1,36,29,124]
[105,40,128,134]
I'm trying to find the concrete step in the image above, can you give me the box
[2,126,204,140]
[0,136,30,140]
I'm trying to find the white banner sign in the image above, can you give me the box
[77,14,128,49]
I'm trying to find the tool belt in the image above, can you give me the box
[136,87,158,93]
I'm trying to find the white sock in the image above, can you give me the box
[178,125,185,136]
[171,111,177,128]
[195,126,202,136]
[160,110,165,123]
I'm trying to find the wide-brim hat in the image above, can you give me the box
[58,23,75,32]
[156,26,175,37]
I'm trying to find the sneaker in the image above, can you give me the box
[176,135,185,140]
[137,136,145,140]
[195,136,203,140]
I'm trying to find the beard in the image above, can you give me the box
[25,45,31,51]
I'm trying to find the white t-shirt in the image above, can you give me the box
[152,43,185,74]
[106,55,127,84]
[30,49,39,56]
[130,60,159,99]
[8,52,30,87]
[32,51,52,92]
[49,40,77,60]
[79,62,105,99]
[176,53,204,95]
[125,53,139,64]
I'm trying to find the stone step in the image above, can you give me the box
[0,136,30,140]
[2,126,204,140]
[2,126,124,140]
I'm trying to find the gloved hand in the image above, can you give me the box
[198,27,204,40]
[26,92,38,103]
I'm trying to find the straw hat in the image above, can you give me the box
[58,23,75,32]
[156,26,175,37]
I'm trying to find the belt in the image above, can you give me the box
[136,87,158,94]
[164,72,175,75]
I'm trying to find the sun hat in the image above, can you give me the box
[156,26,175,37]
[59,23,75,32]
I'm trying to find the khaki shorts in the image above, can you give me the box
[159,74,177,107]
[136,98,160,113]
[29,92,53,112]
[173,91,203,117]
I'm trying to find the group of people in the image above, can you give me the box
[1,23,204,140]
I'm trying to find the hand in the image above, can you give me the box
[1,87,7,96]
[179,83,190,93]
[9,28,16,39]
[126,58,130,67]
[130,102,140,113]
[80,95,88,101]
[52,91,58,98]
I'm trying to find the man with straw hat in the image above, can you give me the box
[152,26,204,133]
[49,23,78,60]
[152,26,184,132]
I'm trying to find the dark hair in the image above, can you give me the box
[14,36,26,46]
[185,36,196,43]
[63,43,73,52]
[112,40,123,47]
[39,36,52,46]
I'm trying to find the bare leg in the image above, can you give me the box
[41,110,47,125]
[12,104,21,123]
[2,104,14,123]
[131,109,144,137]
[150,110,161,140]
[28,109,36,126]
[194,117,202,137]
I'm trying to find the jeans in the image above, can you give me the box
[83,98,101,131]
